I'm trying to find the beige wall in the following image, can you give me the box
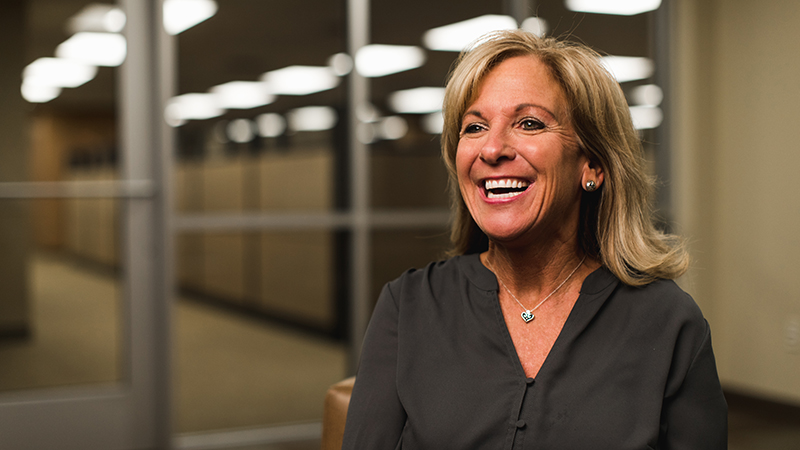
[673,0,800,404]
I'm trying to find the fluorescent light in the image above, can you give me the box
[56,32,126,67]
[21,83,61,103]
[328,53,353,76]
[227,119,256,143]
[378,116,408,140]
[165,93,223,124]
[67,4,126,33]
[261,66,339,96]
[355,44,426,77]
[210,81,274,109]
[629,105,663,130]
[423,15,517,52]
[23,58,97,88]
[566,0,662,16]
[163,0,218,35]
[388,87,446,114]
[288,106,338,132]
[600,56,654,83]
[521,17,548,37]
[422,111,444,134]
[630,84,663,106]
[256,113,287,137]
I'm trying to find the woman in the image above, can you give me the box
[342,30,727,449]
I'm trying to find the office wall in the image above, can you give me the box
[673,0,800,404]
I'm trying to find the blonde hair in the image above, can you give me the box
[441,29,688,286]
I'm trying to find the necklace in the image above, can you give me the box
[487,255,586,323]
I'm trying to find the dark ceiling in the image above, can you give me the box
[23,0,653,117]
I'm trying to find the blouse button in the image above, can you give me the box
[526,377,534,385]
[515,420,526,429]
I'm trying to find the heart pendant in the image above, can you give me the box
[521,310,534,323]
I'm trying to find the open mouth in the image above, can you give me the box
[483,178,530,199]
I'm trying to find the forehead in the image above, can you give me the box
[469,55,568,115]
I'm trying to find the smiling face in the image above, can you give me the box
[456,55,602,249]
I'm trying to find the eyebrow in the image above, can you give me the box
[462,103,560,122]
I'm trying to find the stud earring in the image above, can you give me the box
[585,180,597,191]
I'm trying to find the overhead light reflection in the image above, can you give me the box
[288,106,338,132]
[600,56,654,83]
[388,87,446,114]
[257,113,287,138]
[521,17,548,37]
[165,93,223,125]
[56,32,127,67]
[21,83,61,103]
[23,58,97,88]
[210,81,273,109]
[355,45,426,77]
[163,0,218,35]
[422,112,444,134]
[630,84,663,106]
[629,105,663,130]
[227,119,256,143]
[262,66,339,96]
[67,4,126,33]
[566,0,662,16]
[423,15,517,52]
[378,116,409,140]
[328,53,354,76]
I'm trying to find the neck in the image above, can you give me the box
[482,238,595,298]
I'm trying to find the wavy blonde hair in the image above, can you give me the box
[441,29,688,286]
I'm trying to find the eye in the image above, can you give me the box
[461,123,486,135]
[520,118,545,131]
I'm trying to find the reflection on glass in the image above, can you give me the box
[174,230,346,432]
[0,199,121,392]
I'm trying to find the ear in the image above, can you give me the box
[581,158,604,190]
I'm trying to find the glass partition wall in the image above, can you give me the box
[0,0,666,448]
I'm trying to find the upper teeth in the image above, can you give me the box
[485,179,529,190]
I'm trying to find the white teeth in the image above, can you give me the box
[483,179,530,190]
[487,191,524,199]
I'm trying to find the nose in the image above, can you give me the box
[479,129,516,164]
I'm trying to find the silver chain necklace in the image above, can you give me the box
[487,255,586,323]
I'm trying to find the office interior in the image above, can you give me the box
[0,0,798,448]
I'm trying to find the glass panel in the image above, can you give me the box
[174,230,347,432]
[173,0,346,213]
[0,198,122,391]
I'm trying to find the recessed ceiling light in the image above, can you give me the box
[21,83,61,103]
[565,0,662,16]
[261,66,339,96]
[423,15,517,52]
[163,0,218,35]
[67,4,126,33]
[629,105,663,130]
[355,45,426,77]
[288,106,338,132]
[23,58,97,88]
[600,56,654,83]
[210,81,274,109]
[165,93,223,123]
[56,32,127,67]
[388,87,446,114]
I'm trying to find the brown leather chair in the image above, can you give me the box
[321,377,355,450]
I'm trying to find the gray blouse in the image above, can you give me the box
[342,254,727,449]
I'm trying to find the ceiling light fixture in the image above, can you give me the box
[67,3,126,33]
[600,56,654,83]
[423,15,517,52]
[56,32,127,67]
[388,87,446,114]
[355,44,426,77]
[165,93,223,124]
[163,0,218,35]
[23,57,98,88]
[210,81,274,109]
[288,106,338,132]
[261,66,339,96]
[565,0,662,16]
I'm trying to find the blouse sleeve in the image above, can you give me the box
[659,320,728,449]
[341,282,407,449]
